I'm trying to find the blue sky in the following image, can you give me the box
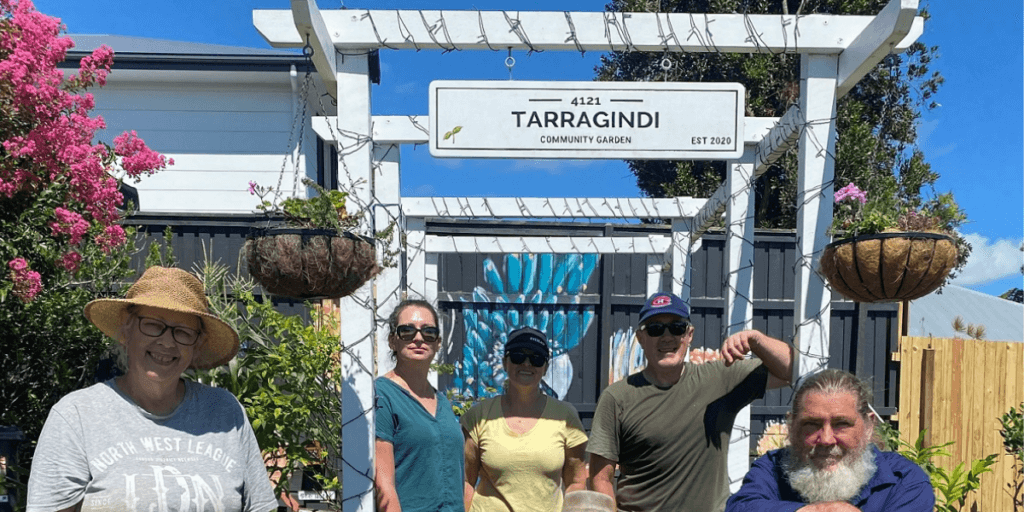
[39,0,1023,297]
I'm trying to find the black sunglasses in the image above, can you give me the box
[395,324,441,342]
[642,321,690,337]
[507,351,548,367]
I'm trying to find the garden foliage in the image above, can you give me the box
[1000,402,1024,509]
[0,0,169,474]
[897,430,998,512]
[192,252,343,506]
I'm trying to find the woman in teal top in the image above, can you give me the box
[375,299,464,511]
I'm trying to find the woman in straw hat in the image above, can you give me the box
[461,327,588,512]
[26,266,277,511]
[374,299,464,512]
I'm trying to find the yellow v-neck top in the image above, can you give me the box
[461,395,588,512]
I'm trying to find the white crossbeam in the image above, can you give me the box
[423,235,671,254]
[313,115,780,146]
[288,0,338,99]
[401,197,705,219]
[689,105,804,241]
[836,0,919,98]
[254,9,923,54]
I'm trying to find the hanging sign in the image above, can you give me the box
[429,80,744,160]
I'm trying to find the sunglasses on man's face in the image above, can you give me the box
[641,321,690,337]
[395,324,441,343]
[507,351,548,367]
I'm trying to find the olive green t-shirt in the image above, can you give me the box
[587,359,768,512]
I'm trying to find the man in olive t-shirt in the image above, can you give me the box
[587,292,794,512]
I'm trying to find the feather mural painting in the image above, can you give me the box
[454,253,598,400]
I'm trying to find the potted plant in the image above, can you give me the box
[243,178,382,300]
[818,182,970,303]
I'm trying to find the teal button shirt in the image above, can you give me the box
[375,377,464,512]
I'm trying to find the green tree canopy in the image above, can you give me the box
[597,0,949,230]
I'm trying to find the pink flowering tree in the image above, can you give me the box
[0,0,171,303]
[0,0,171,467]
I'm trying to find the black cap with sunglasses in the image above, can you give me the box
[504,327,550,367]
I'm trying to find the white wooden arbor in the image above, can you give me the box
[255,1,923,509]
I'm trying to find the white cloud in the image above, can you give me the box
[949,233,1023,286]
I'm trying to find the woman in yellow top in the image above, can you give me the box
[461,327,588,512]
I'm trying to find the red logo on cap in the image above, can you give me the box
[651,296,672,308]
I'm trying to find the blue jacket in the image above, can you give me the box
[726,447,935,512]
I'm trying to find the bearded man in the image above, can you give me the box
[726,369,934,512]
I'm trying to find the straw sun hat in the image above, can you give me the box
[84,266,239,370]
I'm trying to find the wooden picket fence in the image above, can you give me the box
[897,336,1024,512]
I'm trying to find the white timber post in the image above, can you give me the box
[670,219,692,302]
[336,51,376,512]
[374,143,402,376]
[405,217,428,302]
[724,150,757,491]
[792,54,839,381]
[402,216,440,386]
[646,254,664,297]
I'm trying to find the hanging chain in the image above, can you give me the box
[506,47,515,80]
[660,53,673,82]
[272,38,315,207]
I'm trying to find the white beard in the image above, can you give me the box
[783,443,877,504]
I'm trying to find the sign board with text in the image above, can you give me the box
[428,80,744,160]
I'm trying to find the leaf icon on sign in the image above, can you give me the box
[443,126,462,144]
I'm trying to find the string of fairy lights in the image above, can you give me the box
[285,4,869,504]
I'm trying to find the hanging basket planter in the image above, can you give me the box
[818,232,957,303]
[244,227,381,300]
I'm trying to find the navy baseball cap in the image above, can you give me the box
[638,292,691,324]
[504,327,550,357]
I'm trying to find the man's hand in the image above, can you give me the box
[798,502,861,511]
[721,330,761,366]
[721,329,793,388]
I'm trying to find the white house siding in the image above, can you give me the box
[88,70,313,214]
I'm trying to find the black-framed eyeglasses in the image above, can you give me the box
[395,324,441,343]
[137,316,200,346]
[641,321,690,337]
[507,351,548,367]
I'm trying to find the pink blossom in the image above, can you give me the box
[0,1,168,295]
[834,182,867,204]
[8,258,29,272]
[95,224,126,253]
[8,259,42,302]
[50,207,90,244]
[113,130,173,177]
[59,251,82,272]
[74,44,113,86]
[248,181,258,195]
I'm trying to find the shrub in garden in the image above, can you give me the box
[192,254,343,508]
[1001,402,1024,509]
[0,0,170,499]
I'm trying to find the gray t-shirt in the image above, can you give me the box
[587,359,768,512]
[27,379,277,512]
